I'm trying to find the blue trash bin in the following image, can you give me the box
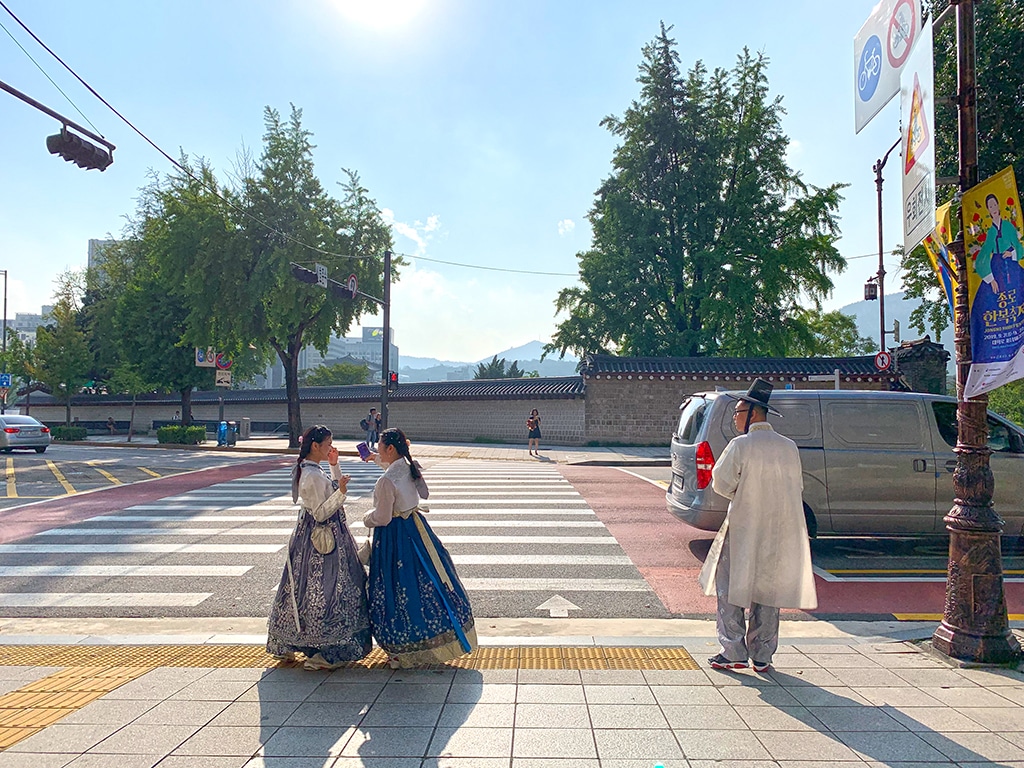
[217,421,228,446]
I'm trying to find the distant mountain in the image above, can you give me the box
[839,291,953,351]
[398,340,579,382]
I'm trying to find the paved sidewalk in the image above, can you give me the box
[0,623,1021,767]
[78,435,670,466]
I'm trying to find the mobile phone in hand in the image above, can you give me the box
[356,441,371,460]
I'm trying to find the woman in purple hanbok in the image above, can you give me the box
[266,425,371,669]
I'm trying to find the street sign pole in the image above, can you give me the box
[380,250,392,430]
[932,0,1021,665]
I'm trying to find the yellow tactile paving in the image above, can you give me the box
[0,643,699,751]
[5,457,16,497]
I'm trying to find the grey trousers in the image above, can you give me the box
[714,535,780,663]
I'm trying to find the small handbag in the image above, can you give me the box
[310,523,336,555]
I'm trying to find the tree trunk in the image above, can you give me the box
[283,336,303,449]
[64,399,71,428]
[128,393,137,443]
[179,387,193,426]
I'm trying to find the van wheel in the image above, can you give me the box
[34,447,47,454]
[802,502,818,539]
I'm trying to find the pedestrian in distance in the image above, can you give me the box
[698,378,816,673]
[362,427,476,668]
[106,416,116,435]
[267,424,372,670]
[362,407,380,450]
[526,408,542,456]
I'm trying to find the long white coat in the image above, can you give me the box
[698,422,817,610]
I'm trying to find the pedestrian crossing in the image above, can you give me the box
[0,458,664,618]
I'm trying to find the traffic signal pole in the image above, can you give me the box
[380,249,392,430]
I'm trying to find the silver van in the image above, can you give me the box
[666,390,1024,536]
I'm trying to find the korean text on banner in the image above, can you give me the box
[854,0,921,133]
[962,166,1024,398]
[922,201,956,319]
[901,15,934,254]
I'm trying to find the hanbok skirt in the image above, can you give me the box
[267,510,372,663]
[368,511,476,666]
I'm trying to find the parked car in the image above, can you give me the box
[666,389,1024,536]
[0,415,51,453]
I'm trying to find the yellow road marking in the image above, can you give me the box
[138,467,161,478]
[895,613,1024,621]
[44,461,75,495]
[4,459,15,498]
[830,569,1024,575]
[86,461,121,485]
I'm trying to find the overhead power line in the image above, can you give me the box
[0,0,365,261]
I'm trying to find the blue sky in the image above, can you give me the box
[1,0,916,361]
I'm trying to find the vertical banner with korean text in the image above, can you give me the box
[963,166,1024,398]
[922,201,956,319]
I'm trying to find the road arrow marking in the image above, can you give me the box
[536,594,581,618]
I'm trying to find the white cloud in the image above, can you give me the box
[557,218,575,236]
[381,209,442,257]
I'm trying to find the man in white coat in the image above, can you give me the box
[698,378,817,672]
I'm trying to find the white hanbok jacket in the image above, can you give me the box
[698,422,817,610]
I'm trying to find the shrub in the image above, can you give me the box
[51,426,87,441]
[157,425,206,445]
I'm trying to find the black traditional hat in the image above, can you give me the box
[730,377,782,417]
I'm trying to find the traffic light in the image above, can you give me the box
[46,128,113,171]
[387,371,398,392]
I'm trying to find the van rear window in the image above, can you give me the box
[676,397,708,444]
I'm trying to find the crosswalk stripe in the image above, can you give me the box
[351,520,605,529]
[0,593,212,607]
[428,500,589,505]
[0,565,252,576]
[0,544,284,553]
[403,536,618,544]
[409,509,596,516]
[460,578,649,592]
[89,515,296,522]
[428,491,581,496]
[127,505,295,511]
[451,554,632,565]
[35,528,294,537]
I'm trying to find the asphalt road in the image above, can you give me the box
[0,449,1020,622]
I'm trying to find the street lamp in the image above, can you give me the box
[872,137,901,352]
[0,269,7,415]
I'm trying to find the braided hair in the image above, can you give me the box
[378,427,421,480]
[292,425,332,501]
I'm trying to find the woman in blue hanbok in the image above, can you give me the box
[267,425,372,669]
[363,428,476,667]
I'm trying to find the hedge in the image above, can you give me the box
[51,426,87,442]
[156,425,207,445]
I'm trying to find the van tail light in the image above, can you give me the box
[3,427,19,434]
[40,427,50,433]
[695,441,715,490]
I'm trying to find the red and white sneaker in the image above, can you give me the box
[708,653,748,670]
[751,660,772,672]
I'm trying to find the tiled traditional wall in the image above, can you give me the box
[583,373,894,445]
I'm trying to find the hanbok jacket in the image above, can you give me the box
[699,422,817,610]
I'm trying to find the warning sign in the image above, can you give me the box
[901,14,934,254]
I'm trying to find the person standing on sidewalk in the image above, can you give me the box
[362,427,476,667]
[698,378,816,672]
[267,425,372,669]
[526,408,542,456]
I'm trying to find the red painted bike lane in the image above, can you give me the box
[0,457,292,544]
[561,466,1024,618]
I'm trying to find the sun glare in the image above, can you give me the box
[331,0,428,29]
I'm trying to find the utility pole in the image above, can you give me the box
[379,249,392,429]
[873,138,901,352]
[932,0,1021,664]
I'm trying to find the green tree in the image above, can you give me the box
[547,26,845,360]
[786,309,877,357]
[301,361,371,386]
[107,362,155,441]
[0,328,36,414]
[900,0,1024,339]
[34,272,91,426]
[474,355,524,379]
[173,107,394,447]
[989,379,1024,426]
